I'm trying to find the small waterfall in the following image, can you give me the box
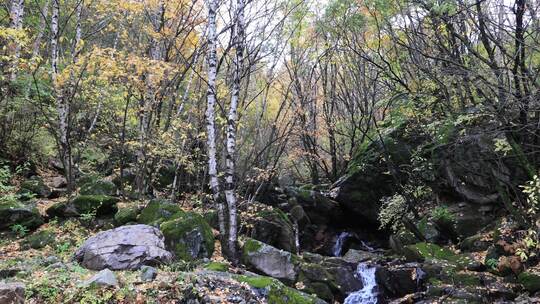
[333,232,351,257]
[344,263,378,304]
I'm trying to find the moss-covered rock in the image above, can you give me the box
[79,179,117,196]
[403,242,470,267]
[160,212,214,261]
[0,200,44,230]
[24,230,56,249]
[518,271,540,293]
[71,195,119,216]
[203,210,219,230]
[250,208,297,252]
[204,261,229,272]
[235,274,324,304]
[18,176,51,199]
[114,206,139,225]
[330,121,423,224]
[138,199,184,225]
[46,195,118,218]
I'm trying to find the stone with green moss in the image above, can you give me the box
[204,262,229,272]
[235,274,324,304]
[160,212,214,261]
[138,199,184,225]
[252,208,296,252]
[0,200,44,230]
[403,242,469,267]
[24,230,56,249]
[518,271,540,293]
[114,206,139,225]
[71,195,119,216]
[18,177,51,199]
[79,179,117,196]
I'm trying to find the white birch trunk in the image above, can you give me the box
[224,0,246,262]
[205,0,226,238]
[10,0,25,80]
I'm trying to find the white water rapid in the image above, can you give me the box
[344,263,378,304]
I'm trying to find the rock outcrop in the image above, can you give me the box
[74,224,172,270]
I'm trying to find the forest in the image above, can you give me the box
[1,0,540,303]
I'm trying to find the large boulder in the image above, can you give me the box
[0,200,43,230]
[249,207,297,253]
[241,238,298,281]
[79,179,117,196]
[297,254,361,302]
[160,211,214,261]
[376,264,425,299]
[138,199,183,225]
[285,187,342,225]
[74,224,173,270]
[329,123,422,224]
[46,195,118,218]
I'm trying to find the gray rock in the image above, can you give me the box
[82,269,118,287]
[74,224,173,270]
[241,238,297,281]
[342,249,380,264]
[140,265,157,282]
[0,282,25,304]
[51,176,67,188]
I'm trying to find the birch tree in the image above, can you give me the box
[9,0,25,80]
[224,0,246,263]
[205,0,227,240]
[50,0,73,190]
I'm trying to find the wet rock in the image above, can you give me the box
[160,212,214,261]
[74,224,172,270]
[82,269,118,287]
[241,238,297,281]
[140,265,157,282]
[376,265,425,299]
[0,282,25,304]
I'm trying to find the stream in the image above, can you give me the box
[333,232,379,304]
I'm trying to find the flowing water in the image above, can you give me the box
[344,263,378,304]
[333,232,351,257]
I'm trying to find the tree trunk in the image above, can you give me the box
[205,0,227,240]
[51,0,73,191]
[224,0,246,263]
[10,0,25,81]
